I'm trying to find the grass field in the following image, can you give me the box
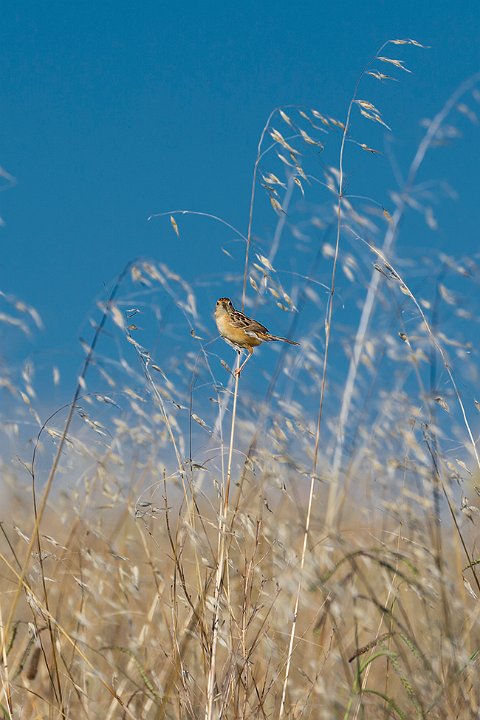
[1,41,480,719]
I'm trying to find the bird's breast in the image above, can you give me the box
[215,310,262,348]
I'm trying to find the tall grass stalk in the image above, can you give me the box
[279,42,392,716]
[205,360,240,720]
[331,70,480,508]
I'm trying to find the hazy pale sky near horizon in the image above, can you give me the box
[1,0,479,397]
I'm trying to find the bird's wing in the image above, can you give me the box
[230,309,269,335]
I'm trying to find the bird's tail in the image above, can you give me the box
[268,335,300,346]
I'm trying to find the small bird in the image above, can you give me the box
[215,297,300,376]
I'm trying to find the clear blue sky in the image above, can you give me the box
[1,0,479,398]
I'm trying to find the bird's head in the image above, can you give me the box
[216,297,233,311]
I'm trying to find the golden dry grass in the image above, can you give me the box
[1,460,480,719]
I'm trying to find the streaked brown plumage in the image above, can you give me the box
[215,297,300,375]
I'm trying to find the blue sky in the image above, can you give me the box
[1,0,479,399]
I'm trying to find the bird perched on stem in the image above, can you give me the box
[215,297,300,376]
